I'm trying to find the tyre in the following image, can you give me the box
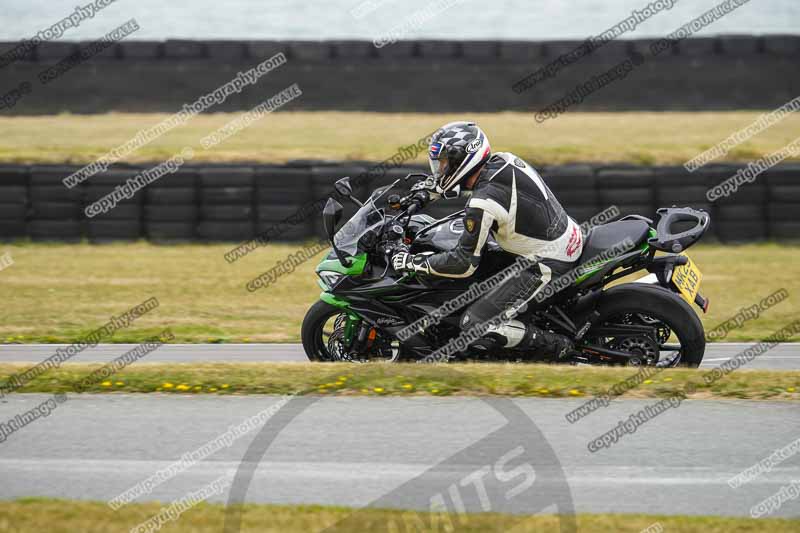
[0,166,29,186]
[767,203,800,221]
[591,283,706,367]
[552,188,598,206]
[301,300,339,361]
[599,188,653,204]
[714,184,767,205]
[145,221,196,241]
[0,204,27,219]
[86,220,142,242]
[0,221,26,240]
[656,186,709,204]
[198,168,254,187]
[255,221,311,242]
[147,188,196,204]
[29,220,83,242]
[301,300,406,362]
[615,204,656,219]
[200,204,253,220]
[256,204,306,222]
[716,220,766,242]
[30,201,80,219]
[596,168,654,187]
[769,185,800,202]
[144,205,198,222]
[30,186,82,203]
[197,221,254,241]
[255,188,309,204]
[89,204,141,220]
[86,187,139,204]
[769,221,800,240]
[151,170,197,188]
[541,165,595,188]
[200,187,252,204]
[0,186,27,204]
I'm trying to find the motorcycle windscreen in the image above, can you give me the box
[333,194,389,256]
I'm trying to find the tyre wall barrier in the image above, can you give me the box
[0,162,797,243]
[0,35,798,113]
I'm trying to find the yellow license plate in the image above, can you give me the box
[672,254,703,304]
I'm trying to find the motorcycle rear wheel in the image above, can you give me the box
[588,284,706,367]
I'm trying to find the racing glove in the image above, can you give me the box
[391,251,432,274]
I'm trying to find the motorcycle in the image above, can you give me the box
[301,174,711,367]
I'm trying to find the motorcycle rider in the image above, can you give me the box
[391,121,583,359]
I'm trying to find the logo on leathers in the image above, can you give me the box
[566,225,582,258]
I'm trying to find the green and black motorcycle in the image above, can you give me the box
[301,175,711,367]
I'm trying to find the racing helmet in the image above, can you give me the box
[428,121,491,193]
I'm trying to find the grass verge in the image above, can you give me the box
[2,362,798,399]
[1,498,798,533]
[0,242,798,344]
[0,111,799,166]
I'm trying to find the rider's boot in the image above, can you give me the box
[486,320,574,360]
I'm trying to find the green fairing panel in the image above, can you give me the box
[316,252,367,276]
[574,240,651,285]
[320,291,350,309]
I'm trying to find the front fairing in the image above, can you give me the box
[333,181,397,256]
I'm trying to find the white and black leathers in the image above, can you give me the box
[424,152,583,279]
[406,152,584,357]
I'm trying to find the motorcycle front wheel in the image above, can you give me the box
[301,300,406,362]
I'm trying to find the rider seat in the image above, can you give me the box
[579,220,649,262]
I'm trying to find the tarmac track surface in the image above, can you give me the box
[1,343,799,369]
[0,394,798,519]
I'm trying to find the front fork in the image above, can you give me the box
[343,316,378,355]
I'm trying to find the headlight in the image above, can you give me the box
[318,271,343,289]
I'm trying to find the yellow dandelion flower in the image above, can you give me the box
[101,381,112,387]
[338,376,348,381]
[115,381,124,386]
[402,384,413,390]
[176,384,190,391]
[431,389,440,394]
[221,384,229,389]
[163,382,174,389]
[538,388,550,394]
[209,387,218,392]
[569,389,582,396]
[373,387,384,393]
[643,380,653,385]
[663,377,673,382]
[788,387,796,393]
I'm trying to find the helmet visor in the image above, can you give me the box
[428,141,448,179]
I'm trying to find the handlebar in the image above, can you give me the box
[396,190,429,214]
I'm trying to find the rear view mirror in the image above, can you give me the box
[323,198,343,241]
[334,176,363,207]
[334,176,353,197]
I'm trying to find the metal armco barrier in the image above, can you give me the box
[0,162,798,243]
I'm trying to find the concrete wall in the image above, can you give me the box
[1,36,798,114]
